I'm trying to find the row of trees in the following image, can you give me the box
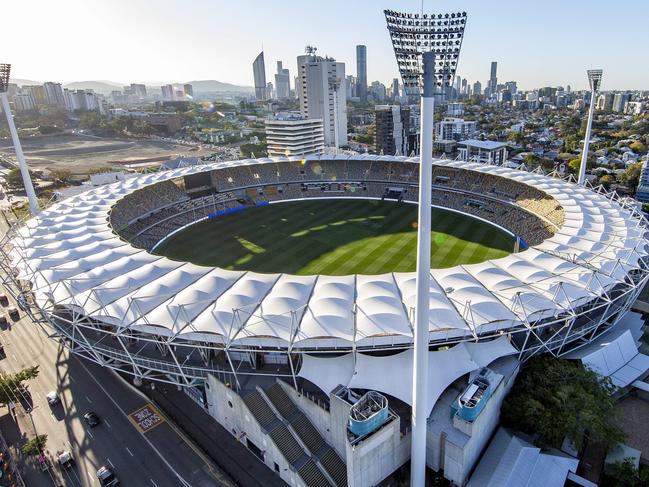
[78,112,154,137]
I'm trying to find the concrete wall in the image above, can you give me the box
[277,380,336,447]
[345,418,409,487]
[205,376,306,487]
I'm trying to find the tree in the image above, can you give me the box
[49,169,72,185]
[22,434,47,457]
[599,174,615,189]
[501,356,622,451]
[4,168,31,189]
[629,141,646,154]
[0,365,40,406]
[617,162,643,191]
[605,459,649,487]
[78,111,101,131]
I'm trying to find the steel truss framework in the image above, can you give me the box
[1,165,648,394]
[384,9,467,96]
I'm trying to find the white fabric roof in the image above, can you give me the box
[9,155,649,349]
[297,336,516,414]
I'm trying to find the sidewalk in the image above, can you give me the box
[145,383,287,487]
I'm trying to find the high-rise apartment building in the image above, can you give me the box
[436,117,477,141]
[161,84,174,101]
[274,61,290,100]
[356,45,367,102]
[488,62,497,97]
[265,113,324,157]
[130,83,147,99]
[183,84,193,99]
[612,93,630,113]
[297,50,347,147]
[252,51,268,101]
[13,94,36,112]
[22,85,47,105]
[375,105,410,156]
[44,82,65,106]
[595,93,614,111]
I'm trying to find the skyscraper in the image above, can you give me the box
[488,61,497,97]
[392,78,400,100]
[297,49,347,147]
[356,45,367,102]
[473,81,482,97]
[252,51,268,101]
[274,61,290,100]
[183,84,193,99]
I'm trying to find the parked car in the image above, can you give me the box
[0,314,7,325]
[46,390,60,406]
[83,411,100,427]
[57,450,74,470]
[97,466,119,486]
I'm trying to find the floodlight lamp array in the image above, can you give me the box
[384,10,467,96]
[587,69,603,92]
[0,64,10,94]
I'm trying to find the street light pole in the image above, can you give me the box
[0,64,39,216]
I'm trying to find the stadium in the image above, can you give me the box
[2,154,649,486]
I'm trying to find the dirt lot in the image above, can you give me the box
[0,133,213,175]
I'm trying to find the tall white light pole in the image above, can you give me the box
[578,69,603,186]
[0,64,39,215]
[384,10,468,487]
[411,50,435,487]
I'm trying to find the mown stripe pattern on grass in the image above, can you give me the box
[156,199,515,276]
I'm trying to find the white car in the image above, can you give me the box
[46,390,60,406]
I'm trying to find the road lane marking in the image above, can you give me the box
[85,395,92,403]
[150,480,158,487]
[107,457,115,468]
[126,447,134,457]
[104,418,111,429]
[86,428,94,439]
[75,359,192,487]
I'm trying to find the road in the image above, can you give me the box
[0,214,232,487]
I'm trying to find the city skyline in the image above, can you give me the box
[5,0,649,91]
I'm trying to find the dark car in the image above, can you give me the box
[97,466,119,486]
[84,411,100,427]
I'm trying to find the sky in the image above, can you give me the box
[5,0,649,91]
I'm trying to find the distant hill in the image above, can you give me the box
[9,78,43,87]
[63,80,123,94]
[182,80,253,93]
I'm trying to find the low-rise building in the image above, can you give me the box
[458,139,508,165]
[265,113,324,157]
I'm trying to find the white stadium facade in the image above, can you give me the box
[2,155,648,487]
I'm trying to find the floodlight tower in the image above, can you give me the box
[578,69,603,185]
[384,10,467,487]
[0,64,39,215]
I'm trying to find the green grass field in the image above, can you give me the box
[155,199,515,275]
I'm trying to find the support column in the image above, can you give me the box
[578,88,597,185]
[0,93,39,215]
[410,50,435,487]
